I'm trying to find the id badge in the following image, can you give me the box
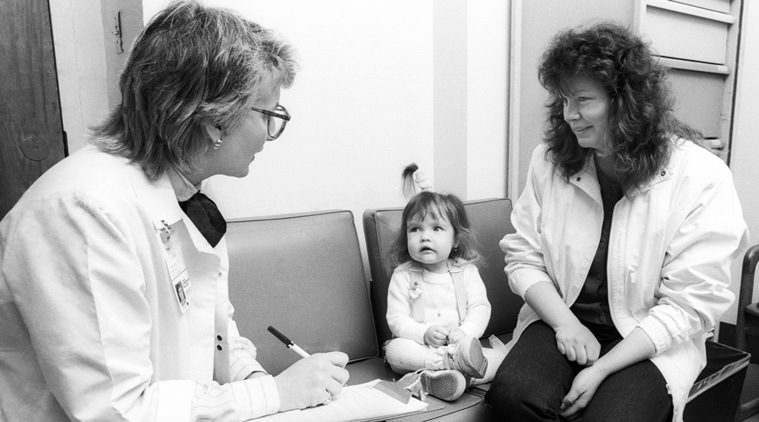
[172,270,192,313]
[161,221,193,312]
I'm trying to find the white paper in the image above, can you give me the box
[254,380,428,422]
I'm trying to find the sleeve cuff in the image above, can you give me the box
[404,324,428,345]
[230,354,266,381]
[232,374,280,419]
[637,316,673,353]
[510,268,553,297]
[157,380,196,422]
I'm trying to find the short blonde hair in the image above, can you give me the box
[92,0,298,180]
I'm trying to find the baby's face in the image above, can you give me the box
[406,212,456,273]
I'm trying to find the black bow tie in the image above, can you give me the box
[178,192,227,247]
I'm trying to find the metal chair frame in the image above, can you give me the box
[735,244,759,420]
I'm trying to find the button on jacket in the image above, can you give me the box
[0,146,277,421]
[501,140,749,421]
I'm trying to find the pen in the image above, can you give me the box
[267,326,311,358]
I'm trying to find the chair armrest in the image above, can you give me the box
[736,244,759,350]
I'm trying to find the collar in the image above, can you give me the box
[166,165,200,202]
[407,259,464,273]
[570,149,674,201]
[130,167,215,254]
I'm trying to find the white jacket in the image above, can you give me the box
[501,140,749,421]
[0,146,278,421]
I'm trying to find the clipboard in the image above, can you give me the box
[256,379,429,422]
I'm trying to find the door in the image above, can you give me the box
[0,0,66,219]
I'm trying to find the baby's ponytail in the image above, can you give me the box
[401,163,433,199]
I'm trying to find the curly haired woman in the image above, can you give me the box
[485,22,748,422]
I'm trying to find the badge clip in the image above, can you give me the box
[160,220,175,243]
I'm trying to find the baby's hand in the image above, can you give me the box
[447,328,467,344]
[424,325,450,347]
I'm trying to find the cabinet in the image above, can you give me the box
[634,0,741,161]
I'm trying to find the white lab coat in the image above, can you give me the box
[501,140,749,421]
[0,146,276,421]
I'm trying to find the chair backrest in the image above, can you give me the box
[363,197,523,346]
[736,244,759,351]
[226,210,378,375]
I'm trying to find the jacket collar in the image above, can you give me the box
[569,151,674,201]
[132,169,215,254]
[165,165,199,202]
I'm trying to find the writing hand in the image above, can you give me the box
[424,325,450,347]
[554,322,600,365]
[560,365,607,418]
[274,352,350,412]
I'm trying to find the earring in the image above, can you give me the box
[213,138,223,150]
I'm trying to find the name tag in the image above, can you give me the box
[161,220,193,313]
[172,270,192,313]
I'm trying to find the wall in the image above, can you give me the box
[725,0,759,325]
[50,0,142,153]
[139,0,508,234]
[194,0,437,220]
[467,1,509,199]
[510,0,634,199]
[49,0,110,153]
[512,0,757,329]
[51,0,508,276]
[52,0,755,326]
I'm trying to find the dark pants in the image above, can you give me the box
[485,321,672,422]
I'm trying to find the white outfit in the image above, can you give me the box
[0,146,279,421]
[501,140,749,421]
[385,260,503,383]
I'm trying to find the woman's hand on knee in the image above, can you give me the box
[560,365,606,418]
[554,323,600,365]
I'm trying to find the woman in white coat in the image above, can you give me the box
[485,22,748,422]
[0,1,348,421]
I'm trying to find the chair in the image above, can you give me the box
[362,197,523,349]
[225,210,378,375]
[225,209,490,421]
[734,244,759,421]
[363,197,524,398]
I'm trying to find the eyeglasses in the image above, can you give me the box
[251,104,290,140]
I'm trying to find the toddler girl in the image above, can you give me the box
[385,165,506,401]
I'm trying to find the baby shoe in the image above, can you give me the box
[420,369,467,402]
[445,336,488,379]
